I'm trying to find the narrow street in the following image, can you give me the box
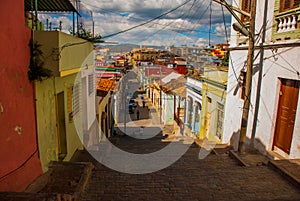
[70,79,300,201]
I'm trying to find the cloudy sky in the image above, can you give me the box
[40,0,232,47]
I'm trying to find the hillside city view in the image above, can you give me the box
[1,0,300,200]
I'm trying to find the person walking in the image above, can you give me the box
[136,110,140,120]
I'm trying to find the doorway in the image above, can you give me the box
[56,92,67,160]
[273,79,299,154]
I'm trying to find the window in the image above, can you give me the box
[280,0,300,12]
[207,97,212,103]
[67,87,73,122]
[240,71,247,100]
[72,83,81,117]
[88,74,94,96]
[216,103,224,140]
[241,0,251,22]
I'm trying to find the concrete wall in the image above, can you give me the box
[223,0,300,158]
[34,31,94,76]
[0,0,42,191]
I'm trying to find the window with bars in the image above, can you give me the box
[67,87,73,122]
[280,0,300,12]
[216,103,224,140]
[88,74,94,96]
[72,83,80,117]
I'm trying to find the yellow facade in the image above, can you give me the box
[199,66,228,143]
[34,31,94,171]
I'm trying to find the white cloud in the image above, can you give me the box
[38,0,232,46]
[195,38,208,47]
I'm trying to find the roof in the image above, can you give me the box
[144,66,174,77]
[25,0,78,13]
[172,86,186,98]
[96,73,122,78]
[97,79,115,92]
[161,75,186,98]
[161,72,181,84]
[163,76,186,91]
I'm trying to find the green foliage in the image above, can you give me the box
[69,26,102,42]
[221,51,229,67]
[28,40,52,81]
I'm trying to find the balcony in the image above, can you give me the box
[272,7,300,41]
[34,30,94,77]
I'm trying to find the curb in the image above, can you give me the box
[228,150,250,167]
[268,160,300,189]
[74,162,94,201]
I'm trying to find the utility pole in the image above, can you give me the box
[211,0,256,153]
[238,0,256,153]
[159,65,162,124]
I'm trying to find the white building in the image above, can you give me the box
[185,77,202,138]
[223,0,300,159]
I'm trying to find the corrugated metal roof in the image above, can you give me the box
[25,0,77,12]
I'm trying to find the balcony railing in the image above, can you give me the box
[272,6,300,41]
[276,14,297,33]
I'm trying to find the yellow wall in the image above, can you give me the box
[35,31,93,76]
[199,67,228,143]
[35,72,84,172]
[98,93,112,139]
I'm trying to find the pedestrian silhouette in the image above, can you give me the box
[136,110,140,120]
[142,100,146,108]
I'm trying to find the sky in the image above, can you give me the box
[39,0,233,47]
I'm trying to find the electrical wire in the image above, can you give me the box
[101,0,194,39]
[221,3,229,43]
[209,2,212,46]
[0,149,39,181]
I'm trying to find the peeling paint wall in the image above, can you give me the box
[0,0,42,191]
[35,75,84,171]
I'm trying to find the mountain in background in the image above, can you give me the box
[96,43,164,53]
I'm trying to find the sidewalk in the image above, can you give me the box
[228,147,300,189]
[0,161,94,201]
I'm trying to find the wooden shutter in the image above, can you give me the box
[294,0,300,7]
[241,0,251,22]
[280,0,300,12]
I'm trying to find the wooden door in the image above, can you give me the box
[273,79,299,154]
[56,92,67,160]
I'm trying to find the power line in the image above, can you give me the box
[221,3,228,43]
[101,0,194,39]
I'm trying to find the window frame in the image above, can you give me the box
[279,0,300,13]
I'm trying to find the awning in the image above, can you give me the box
[25,0,78,13]
[96,73,122,78]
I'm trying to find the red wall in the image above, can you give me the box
[174,65,187,75]
[0,0,42,191]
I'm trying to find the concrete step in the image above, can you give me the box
[0,161,94,201]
